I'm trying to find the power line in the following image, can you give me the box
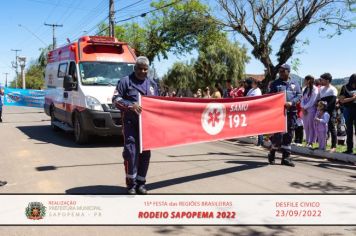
[69,0,184,43]
[18,24,47,46]
[62,0,107,42]
[44,23,63,49]
[115,0,183,23]
[94,0,183,36]
[115,0,146,13]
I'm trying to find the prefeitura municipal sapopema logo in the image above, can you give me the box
[25,202,46,220]
[201,103,226,135]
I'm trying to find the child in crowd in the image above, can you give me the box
[314,101,330,150]
[230,80,245,98]
[203,87,211,98]
[335,101,347,145]
[294,101,304,145]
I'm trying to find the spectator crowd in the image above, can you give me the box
[160,70,356,156]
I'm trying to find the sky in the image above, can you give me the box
[0,0,355,87]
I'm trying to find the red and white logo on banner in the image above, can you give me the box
[201,103,226,135]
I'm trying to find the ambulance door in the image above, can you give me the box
[64,61,79,124]
[54,62,68,122]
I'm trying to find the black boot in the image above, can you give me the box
[126,178,137,195]
[136,180,148,195]
[268,150,276,165]
[281,152,295,167]
[136,185,147,195]
[127,187,136,195]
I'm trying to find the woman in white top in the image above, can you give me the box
[300,75,319,147]
[246,78,262,97]
[246,78,263,145]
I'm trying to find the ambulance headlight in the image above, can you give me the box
[85,96,103,111]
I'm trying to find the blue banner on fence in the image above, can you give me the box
[4,88,45,108]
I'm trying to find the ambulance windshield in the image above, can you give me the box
[79,62,134,86]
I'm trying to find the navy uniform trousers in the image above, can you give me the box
[270,111,297,156]
[122,116,150,189]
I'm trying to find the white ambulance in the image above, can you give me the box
[44,36,136,144]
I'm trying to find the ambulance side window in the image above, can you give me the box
[58,63,67,78]
[68,61,78,90]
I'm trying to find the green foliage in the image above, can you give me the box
[164,37,249,91]
[194,38,249,89]
[24,64,45,89]
[9,77,20,88]
[10,63,45,89]
[104,0,223,63]
[9,45,49,89]
[38,45,52,68]
[163,62,195,89]
[115,23,147,57]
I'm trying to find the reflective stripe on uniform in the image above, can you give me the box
[126,173,137,179]
[136,175,146,181]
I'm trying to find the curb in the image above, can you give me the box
[235,137,356,165]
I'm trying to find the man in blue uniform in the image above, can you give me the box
[268,64,302,167]
[112,56,159,194]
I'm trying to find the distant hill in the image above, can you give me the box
[290,74,349,87]
[290,74,303,86]
[331,77,349,86]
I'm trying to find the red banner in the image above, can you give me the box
[140,92,286,151]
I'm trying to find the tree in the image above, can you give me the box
[163,36,249,92]
[194,37,249,89]
[24,64,45,89]
[163,61,196,90]
[9,46,51,89]
[215,0,355,88]
[37,45,52,69]
[98,0,224,63]
[144,0,223,62]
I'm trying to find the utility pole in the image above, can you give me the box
[109,0,115,37]
[11,49,21,88]
[3,73,8,88]
[18,57,26,89]
[44,23,63,49]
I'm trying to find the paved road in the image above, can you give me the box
[1,106,356,235]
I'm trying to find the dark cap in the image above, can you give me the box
[320,73,332,82]
[280,63,291,72]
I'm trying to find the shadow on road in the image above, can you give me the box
[290,180,356,193]
[296,158,356,172]
[34,157,256,172]
[168,152,266,158]
[35,162,122,172]
[147,160,268,191]
[65,185,127,194]
[65,161,267,193]
[17,125,123,148]
[153,225,296,236]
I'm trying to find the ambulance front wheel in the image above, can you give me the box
[74,113,89,144]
